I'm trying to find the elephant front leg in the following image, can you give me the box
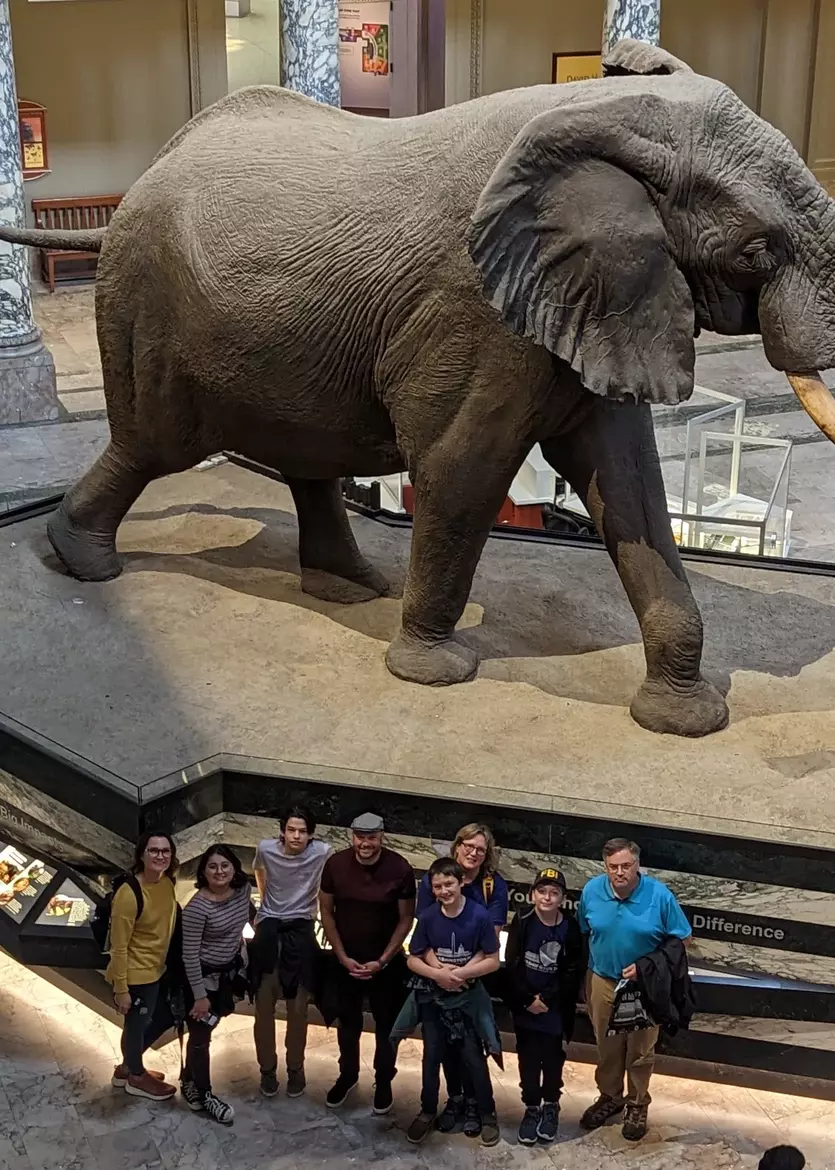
[286,477,389,604]
[386,438,523,686]
[543,399,729,737]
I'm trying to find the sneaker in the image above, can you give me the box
[481,1112,500,1147]
[622,1102,649,1141]
[406,1111,436,1144]
[259,1069,279,1098]
[537,1102,560,1142]
[112,1065,165,1089]
[372,1080,393,1115]
[435,1095,465,1134]
[125,1072,177,1100]
[326,1074,358,1108]
[517,1105,540,1145]
[286,1069,306,1099]
[463,1100,482,1138]
[180,1079,204,1112]
[202,1092,235,1126]
[580,1093,624,1130]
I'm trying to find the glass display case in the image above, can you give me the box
[558,386,794,558]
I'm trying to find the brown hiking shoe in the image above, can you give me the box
[622,1102,649,1141]
[580,1094,624,1129]
[112,1065,165,1088]
[126,1072,176,1100]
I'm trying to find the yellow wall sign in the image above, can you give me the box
[552,52,602,84]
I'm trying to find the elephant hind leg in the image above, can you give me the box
[286,477,390,604]
[47,442,158,581]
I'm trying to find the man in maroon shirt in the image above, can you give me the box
[319,812,416,1115]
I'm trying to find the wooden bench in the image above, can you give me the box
[32,194,123,292]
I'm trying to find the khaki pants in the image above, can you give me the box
[587,972,659,1106]
[254,974,310,1074]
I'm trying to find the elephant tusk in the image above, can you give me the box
[787,372,835,443]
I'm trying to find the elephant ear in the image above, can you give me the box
[468,93,696,405]
[602,38,692,77]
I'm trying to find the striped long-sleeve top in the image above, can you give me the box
[181,885,252,1000]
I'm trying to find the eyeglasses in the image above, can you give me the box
[606,862,636,873]
[146,848,172,858]
[460,843,487,858]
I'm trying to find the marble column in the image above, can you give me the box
[280,0,340,107]
[602,0,661,55]
[0,0,56,426]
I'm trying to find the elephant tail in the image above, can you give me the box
[0,225,106,252]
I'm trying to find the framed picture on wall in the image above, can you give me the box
[551,52,602,84]
[18,100,49,180]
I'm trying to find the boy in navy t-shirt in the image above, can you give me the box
[504,868,584,1144]
[404,858,501,1147]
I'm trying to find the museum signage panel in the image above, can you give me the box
[552,52,602,84]
[338,0,391,111]
[0,840,56,923]
[36,879,96,929]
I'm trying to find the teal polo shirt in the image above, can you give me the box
[578,872,691,980]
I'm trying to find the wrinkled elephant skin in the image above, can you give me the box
[1,39,833,739]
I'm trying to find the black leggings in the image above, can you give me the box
[183,1018,214,1093]
[122,982,216,1093]
[121,981,168,1076]
[516,1028,566,1107]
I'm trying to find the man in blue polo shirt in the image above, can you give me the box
[578,838,691,1143]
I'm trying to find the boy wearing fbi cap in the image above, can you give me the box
[503,867,585,1144]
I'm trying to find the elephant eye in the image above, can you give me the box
[737,237,776,274]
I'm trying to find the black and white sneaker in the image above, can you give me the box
[180,1079,204,1113]
[372,1080,394,1115]
[517,1105,540,1145]
[201,1092,235,1126]
[537,1102,560,1142]
[326,1074,358,1108]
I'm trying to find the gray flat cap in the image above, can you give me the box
[351,812,384,832]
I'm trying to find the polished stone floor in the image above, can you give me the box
[33,288,102,408]
[0,953,832,1170]
[226,0,281,93]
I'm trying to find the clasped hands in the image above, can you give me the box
[342,956,384,980]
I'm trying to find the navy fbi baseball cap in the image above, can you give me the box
[531,867,567,893]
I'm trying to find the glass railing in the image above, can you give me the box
[341,381,833,568]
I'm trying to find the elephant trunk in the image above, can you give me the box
[759,190,835,443]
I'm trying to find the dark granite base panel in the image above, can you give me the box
[0,338,58,424]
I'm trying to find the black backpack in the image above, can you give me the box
[90,873,143,953]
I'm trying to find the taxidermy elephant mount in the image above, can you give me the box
[3,40,834,738]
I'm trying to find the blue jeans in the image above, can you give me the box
[420,1002,496,1116]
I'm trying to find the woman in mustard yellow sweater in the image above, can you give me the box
[107,831,179,1100]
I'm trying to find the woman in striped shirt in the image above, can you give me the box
[180,845,253,1125]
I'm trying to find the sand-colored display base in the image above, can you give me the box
[2,462,833,845]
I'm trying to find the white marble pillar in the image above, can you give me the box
[603,0,661,55]
[280,0,340,107]
[0,0,56,425]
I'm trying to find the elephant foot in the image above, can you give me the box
[46,505,123,582]
[385,630,479,686]
[300,562,389,605]
[630,676,729,738]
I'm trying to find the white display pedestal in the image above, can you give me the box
[508,444,556,509]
